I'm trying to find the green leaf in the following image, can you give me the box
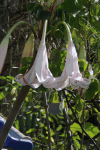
[59,0,82,14]
[26,92,33,102]
[76,99,84,112]
[85,110,89,120]
[93,63,100,76]
[18,65,29,74]
[84,70,91,79]
[60,63,65,72]
[85,80,98,100]
[56,125,63,131]
[40,123,45,128]
[27,3,36,12]
[98,81,100,94]
[52,92,59,103]
[97,113,100,122]
[26,128,36,134]
[50,49,66,76]
[39,84,48,92]
[69,15,79,29]
[78,59,87,72]
[76,9,89,17]
[0,84,8,89]
[74,94,80,103]
[70,123,82,133]
[85,122,99,138]
[0,76,10,82]
[6,76,15,81]
[0,84,13,100]
[56,114,64,119]
[14,120,19,130]
[34,3,43,13]
[55,30,63,39]
[50,49,58,59]
[73,136,80,149]
[20,57,33,66]
[36,6,43,19]
[50,128,55,136]
[79,18,88,26]
[37,10,51,20]
[90,4,100,16]
[0,91,7,100]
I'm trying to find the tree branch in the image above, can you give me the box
[58,91,73,150]
[63,89,100,150]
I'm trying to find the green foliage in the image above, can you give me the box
[79,18,88,26]
[27,3,51,20]
[74,94,84,112]
[49,91,59,103]
[59,0,82,14]
[20,57,33,66]
[84,70,91,79]
[85,79,98,100]
[55,29,63,39]
[19,57,33,74]
[93,63,100,76]
[85,122,99,138]
[76,98,84,112]
[90,4,100,17]
[37,10,51,20]
[27,3,36,12]
[49,49,67,77]
[78,59,87,72]
[97,113,100,122]
[70,123,82,133]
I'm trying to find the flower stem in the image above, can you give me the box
[50,21,72,43]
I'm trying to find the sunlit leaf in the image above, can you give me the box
[90,4,100,16]
[56,125,63,131]
[85,122,99,138]
[70,123,82,133]
[85,80,98,100]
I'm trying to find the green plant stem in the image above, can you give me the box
[50,21,72,43]
[58,91,73,150]
[80,97,85,150]
[64,128,66,150]
[43,92,51,150]
[23,21,37,39]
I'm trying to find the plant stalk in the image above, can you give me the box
[43,92,51,150]
[80,97,85,150]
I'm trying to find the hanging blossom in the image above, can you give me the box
[15,20,96,91]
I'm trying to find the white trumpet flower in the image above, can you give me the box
[15,20,96,91]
